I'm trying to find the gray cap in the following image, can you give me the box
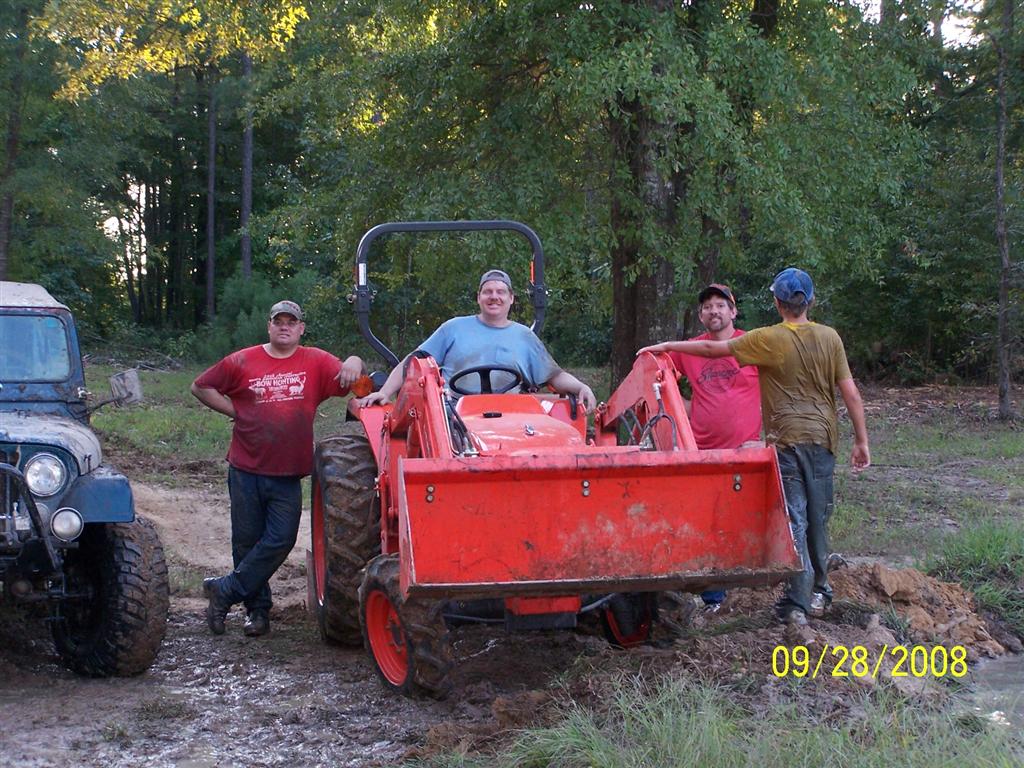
[479,269,513,291]
[269,300,303,321]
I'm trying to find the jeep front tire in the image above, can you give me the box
[52,516,170,676]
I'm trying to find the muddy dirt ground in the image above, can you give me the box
[1,385,1020,767]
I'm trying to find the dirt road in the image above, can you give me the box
[0,477,1014,767]
[0,482,602,767]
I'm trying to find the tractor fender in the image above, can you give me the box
[60,465,135,523]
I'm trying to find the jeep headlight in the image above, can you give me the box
[24,453,68,497]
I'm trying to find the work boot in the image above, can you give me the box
[203,577,232,635]
[243,610,270,637]
[779,607,808,627]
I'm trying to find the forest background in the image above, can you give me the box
[0,0,1019,409]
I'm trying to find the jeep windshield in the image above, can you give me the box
[0,315,71,381]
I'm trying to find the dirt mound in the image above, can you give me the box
[702,562,1004,662]
[830,562,1005,659]
[409,690,551,759]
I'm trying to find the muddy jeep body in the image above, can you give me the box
[0,281,169,676]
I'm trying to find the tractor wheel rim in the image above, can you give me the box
[366,590,408,685]
[311,480,326,604]
[604,606,651,648]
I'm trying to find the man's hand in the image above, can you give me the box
[851,441,871,472]
[358,391,390,408]
[337,355,363,388]
[637,343,670,356]
[838,379,870,473]
[577,384,597,412]
[190,383,236,419]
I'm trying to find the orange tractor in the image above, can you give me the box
[308,221,799,697]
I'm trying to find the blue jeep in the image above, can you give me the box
[1,281,169,676]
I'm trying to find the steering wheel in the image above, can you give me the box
[448,365,524,395]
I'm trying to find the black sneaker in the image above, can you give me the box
[780,607,808,627]
[244,610,270,637]
[808,592,830,618]
[203,578,232,635]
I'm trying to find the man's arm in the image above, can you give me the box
[357,354,410,406]
[637,339,734,358]
[547,370,597,412]
[336,355,366,388]
[837,377,870,471]
[190,382,236,419]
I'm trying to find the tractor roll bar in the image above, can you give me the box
[352,220,547,367]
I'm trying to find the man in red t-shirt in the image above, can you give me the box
[191,299,364,637]
[668,284,762,611]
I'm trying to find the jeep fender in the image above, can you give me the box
[61,466,134,523]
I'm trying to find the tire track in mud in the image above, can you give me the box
[0,480,574,767]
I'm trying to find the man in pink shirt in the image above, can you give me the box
[192,300,364,637]
[668,284,762,611]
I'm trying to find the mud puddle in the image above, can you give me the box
[969,653,1024,730]
[0,599,586,767]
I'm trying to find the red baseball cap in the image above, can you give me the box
[698,283,736,306]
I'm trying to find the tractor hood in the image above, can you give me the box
[0,411,103,475]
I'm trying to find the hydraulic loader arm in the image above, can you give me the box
[595,352,698,451]
[383,355,455,460]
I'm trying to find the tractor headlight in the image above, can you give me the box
[24,453,68,497]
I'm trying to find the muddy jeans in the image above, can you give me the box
[222,467,303,613]
[776,444,835,615]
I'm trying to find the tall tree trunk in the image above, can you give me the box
[117,217,140,322]
[931,2,952,100]
[240,50,254,279]
[135,186,149,322]
[608,92,683,383]
[168,67,189,327]
[0,4,28,281]
[608,1,686,383]
[205,65,218,320]
[879,0,893,27]
[994,0,1014,419]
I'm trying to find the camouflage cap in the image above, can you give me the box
[269,300,303,321]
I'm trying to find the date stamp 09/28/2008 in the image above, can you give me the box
[772,644,968,680]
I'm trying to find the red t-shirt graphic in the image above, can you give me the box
[670,330,761,449]
[195,345,348,476]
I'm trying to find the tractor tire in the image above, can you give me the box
[52,517,170,677]
[311,422,380,646]
[600,592,657,648]
[359,554,452,698]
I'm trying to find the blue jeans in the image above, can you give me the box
[776,444,835,615]
[222,467,303,613]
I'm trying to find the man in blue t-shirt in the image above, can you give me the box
[359,269,596,410]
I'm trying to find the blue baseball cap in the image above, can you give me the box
[770,267,814,303]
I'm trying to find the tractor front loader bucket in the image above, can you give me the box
[395,447,800,600]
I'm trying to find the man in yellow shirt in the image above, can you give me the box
[639,268,870,625]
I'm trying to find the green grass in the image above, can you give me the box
[864,421,1024,466]
[832,407,1024,558]
[86,364,229,477]
[420,676,1022,768]
[926,520,1024,636]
